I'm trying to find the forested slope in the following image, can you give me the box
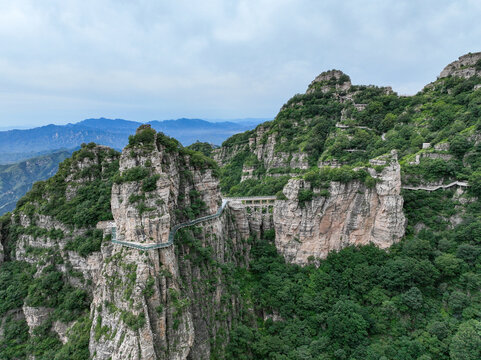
[217,52,481,360]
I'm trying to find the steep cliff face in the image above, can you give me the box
[214,125,309,174]
[89,126,250,360]
[0,130,252,359]
[273,152,406,265]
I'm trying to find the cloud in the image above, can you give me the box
[0,0,480,126]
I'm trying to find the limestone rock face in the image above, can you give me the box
[228,200,273,238]
[53,320,74,344]
[439,52,481,79]
[90,131,250,360]
[273,152,406,265]
[214,125,309,174]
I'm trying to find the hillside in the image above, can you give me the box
[1,52,481,359]
[0,118,264,164]
[216,53,481,198]
[0,149,74,215]
[214,51,481,359]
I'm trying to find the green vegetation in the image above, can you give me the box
[218,72,481,196]
[216,69,481,358]
[142,174,160,192]
[2,62,481,359]
[228,176,290,197]
[0,260,90,359]
[114,166,149,183]
[127,125,156,149]
[226,198,481,359]
[15,143,119,229]
[0,261,35,316]
[25,264,90,322]
[53,316,92,360]
[303,166,376,189]
[121,311,146,331]
[65,229,104,257]
[0,149,73,215]
[187,141,216,157]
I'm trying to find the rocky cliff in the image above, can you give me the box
[273,151,406,264]
[89,126,251,360]
[2,52,481,359]
[0,130,252,359]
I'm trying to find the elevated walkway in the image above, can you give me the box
[402,181,469,191]
[224,196,276,207]
[109,178,473,251]
[111,197,275,250]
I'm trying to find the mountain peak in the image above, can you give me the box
[306,69,351,94]
[439,51,481,79]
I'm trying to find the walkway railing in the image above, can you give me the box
[402,181,469,191]
[110,178,472,250]
[112,199,230,250]
[223,196,277,200]
[224,196,276,206]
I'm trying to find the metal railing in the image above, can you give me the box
[402,181,469,191]
[111,199,230,250]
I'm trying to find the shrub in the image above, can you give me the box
[65,229,103,257]
[128,126,155,147]
[298,189,313,206]
[121,311,145,331]
[142,174,160,192]
[115,166,149,183]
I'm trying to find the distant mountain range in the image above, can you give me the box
[0,117,267,164]
[0,117,267,214]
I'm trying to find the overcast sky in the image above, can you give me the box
[0,0,480,128]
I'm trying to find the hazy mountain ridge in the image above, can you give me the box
[0,117,267,164]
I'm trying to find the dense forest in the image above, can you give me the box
[224,189,481,359]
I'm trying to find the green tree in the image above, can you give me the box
[450,319,481,360]
[327,300,368,348]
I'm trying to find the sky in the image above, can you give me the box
[0,0,480,128]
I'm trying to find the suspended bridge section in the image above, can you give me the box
[401,181,469,191]
[111,196,276,250]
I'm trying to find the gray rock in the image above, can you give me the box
[273,151,406,265]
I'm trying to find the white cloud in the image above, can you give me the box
[0,0,480,126]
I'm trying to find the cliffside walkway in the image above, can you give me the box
[223,196,276,206]
[111,196,276,250]
[402,181,469,191]
[335,123,374,131]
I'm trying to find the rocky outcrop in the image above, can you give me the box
[228,200,273,237]
[439,52,481,79]
[53,320,75,344]
[306,70,351,94]
[273,152,406,265]
[214,125,309,174]
[90,129,250,360]
[22,305,53,334]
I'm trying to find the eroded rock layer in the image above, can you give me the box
[273,152,406,264]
